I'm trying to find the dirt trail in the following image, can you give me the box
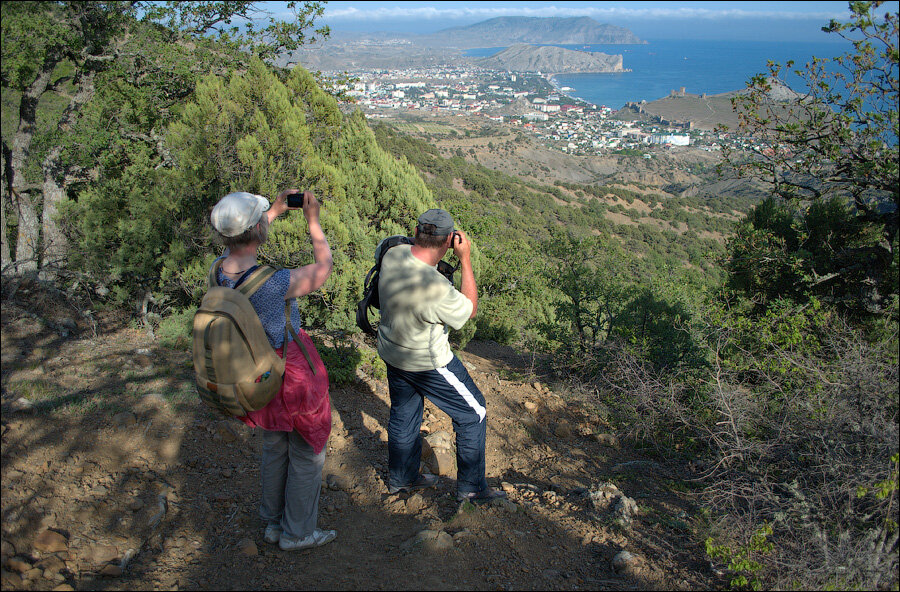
[1,285,717,591]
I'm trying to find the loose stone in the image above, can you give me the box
[33,530,68,553]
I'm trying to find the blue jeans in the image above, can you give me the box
[386,356,488,494]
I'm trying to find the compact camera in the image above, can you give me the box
[286,191,305,208]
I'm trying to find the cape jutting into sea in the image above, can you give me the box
[467,39,847,109]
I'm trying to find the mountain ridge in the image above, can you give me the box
[422,16,645,48]
[280,16,643,69]
[476,43,624,74]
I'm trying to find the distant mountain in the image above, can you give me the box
[421,16,645,48]
[476,44,624,74]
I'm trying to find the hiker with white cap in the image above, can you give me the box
[209,189,336,551]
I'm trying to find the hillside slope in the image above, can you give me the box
[476,44,624,73]
[1,282,718,591]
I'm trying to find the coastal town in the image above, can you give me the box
[332,64,751,157]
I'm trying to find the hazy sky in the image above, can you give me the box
[295,1,898,42]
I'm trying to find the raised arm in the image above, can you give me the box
[283,191,334,299]
[452,230,478,318]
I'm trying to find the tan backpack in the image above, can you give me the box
[193,260,315,417]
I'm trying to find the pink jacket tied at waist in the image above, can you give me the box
[238,328,331,454]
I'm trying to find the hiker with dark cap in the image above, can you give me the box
[376,208,507,502]
[209,189,336,551]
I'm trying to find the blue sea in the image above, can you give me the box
[467,39,847,109]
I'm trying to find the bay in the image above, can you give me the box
[467,39,846,109]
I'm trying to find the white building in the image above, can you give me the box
[649,134,690,146]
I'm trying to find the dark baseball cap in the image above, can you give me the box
[417,209,454,235]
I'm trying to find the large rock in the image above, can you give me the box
[423,446,456,477]
[325,473,352,491]
[422,431,456,476]
[587,483,639,526]
[1,571,24,589]
[424,431,453,450]
[611,549,638,574]
[99,564,123,577]
[35,556,65,573]
[6,557,31,573]
[33,530,68,553]
[612,495,639,525]
[86,544,119,565]
[400,529,454,553]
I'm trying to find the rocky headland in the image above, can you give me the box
[279,16,642,71]
[475,44,624,74]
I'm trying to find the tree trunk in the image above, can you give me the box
[9,63,56,275]
[1,187,9,271]
[40,146,67,279]
[40,70,96,279]
[13,197,41,274]
[1,143,10,269]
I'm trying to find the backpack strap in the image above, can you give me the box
[208,259,274,295]
[208,260,313,371]
[236,266,275,296]
[238,266,314,374]
[208,259,223,288]
[283,301,317,375]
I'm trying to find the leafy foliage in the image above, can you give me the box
[64,60,449,334]
[721,0,899,316]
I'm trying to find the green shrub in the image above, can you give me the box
[157,307,196,351]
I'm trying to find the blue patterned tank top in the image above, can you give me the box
[213,257,303,349]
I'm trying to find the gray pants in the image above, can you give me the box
[259,429,325,539]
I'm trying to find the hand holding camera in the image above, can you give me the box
[451,230,471,260]
[280,189,320,222]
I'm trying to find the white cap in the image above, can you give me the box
[210,192,270,237]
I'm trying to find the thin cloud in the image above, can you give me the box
[323,5,848,22]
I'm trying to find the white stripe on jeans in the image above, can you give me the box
[437,366,486,422]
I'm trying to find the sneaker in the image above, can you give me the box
[278,529,337,551]
[387,473,439,495]
[457,487,508,503]
[263,524,283,544]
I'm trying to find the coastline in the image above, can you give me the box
[546,74,600,107]
[530,39,845,112]
[546,70,632,107]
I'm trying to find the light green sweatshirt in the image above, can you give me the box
[376,245,473,371]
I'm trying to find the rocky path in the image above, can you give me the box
[1,291,717,591]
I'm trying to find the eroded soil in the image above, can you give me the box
[1,281,718,591]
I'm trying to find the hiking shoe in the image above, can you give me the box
[278,529,337,551]
[263,524,283,544]
[457,487,508,503]
[387,473,439,494]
